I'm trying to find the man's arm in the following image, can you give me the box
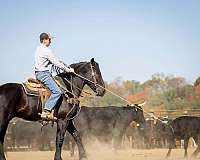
[46,50,73,73]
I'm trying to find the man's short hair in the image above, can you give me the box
[40,33,50,43]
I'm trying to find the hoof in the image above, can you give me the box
[80,158,88,160]
[165,155,170,159]
[191,154,197,158]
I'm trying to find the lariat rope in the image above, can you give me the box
[63,77,94,97]
[74,71,175,134]
[54,70,174,133]
[73,72,174,127]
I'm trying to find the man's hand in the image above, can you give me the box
[64,67,75,73]
[68,68,75,73]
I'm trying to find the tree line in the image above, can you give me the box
[80,73,200,111]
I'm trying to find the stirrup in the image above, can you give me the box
[38,111,57,121]
[39,120,55,128]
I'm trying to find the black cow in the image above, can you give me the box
[154,116,200,158]
[124,122,146,149]
[68,105,145,156]
[152,117,172,149]
[6,120,55,151]
[129,118,159,149]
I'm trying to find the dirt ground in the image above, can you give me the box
[6,149,200,160]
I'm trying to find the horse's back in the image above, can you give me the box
[0,83,22,94]
[0,83,23,103]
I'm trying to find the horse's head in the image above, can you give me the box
[71,58,105,96]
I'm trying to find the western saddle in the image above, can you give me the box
[22,78,51,106]
[22,77,80,123]
[22,77,79,107]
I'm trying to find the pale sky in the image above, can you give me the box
[0,0,200,84]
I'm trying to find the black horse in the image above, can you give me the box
[0,58,105,160]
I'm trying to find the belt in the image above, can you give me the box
[35,70,49,73]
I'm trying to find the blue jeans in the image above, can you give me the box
[35,71,62,111]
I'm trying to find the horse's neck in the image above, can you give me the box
[66,76,85,98]
[61,62,88,98]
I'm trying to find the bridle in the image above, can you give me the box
[66,61,99,96]
[89,62,98,90]
[58,61,99,120]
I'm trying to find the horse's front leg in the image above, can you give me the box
[67,120,87,160]
[54,119,68,160]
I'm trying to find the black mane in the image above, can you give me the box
[57,61,88,79]
[70,62,88,70]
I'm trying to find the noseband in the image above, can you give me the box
[89,62,97,88]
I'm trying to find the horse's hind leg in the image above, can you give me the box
[67,120,87,160]
[0,111,10,160]
[0,126,8,160]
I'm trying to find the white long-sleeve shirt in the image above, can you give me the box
[34,44,67,72]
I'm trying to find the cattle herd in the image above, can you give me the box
[4,105,200,159]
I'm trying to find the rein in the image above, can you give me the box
[64,75,82,120]
[56,62,97,120]
[61,61,98,99]
[63,77,94,97]
[90,62,97,87]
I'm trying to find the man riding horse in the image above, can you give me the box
[34,32,74,120]
[0,38,105,160]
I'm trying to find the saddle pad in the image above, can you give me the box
[22,82,47,96]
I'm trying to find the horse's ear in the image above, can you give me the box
[90,58,95,65]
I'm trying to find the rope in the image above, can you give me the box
[50,76,81,121]
[63,77,94,97]
[53,77,79,99]
[58,71,173,134]
[64,75,83,120]
[73,72,170,125]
